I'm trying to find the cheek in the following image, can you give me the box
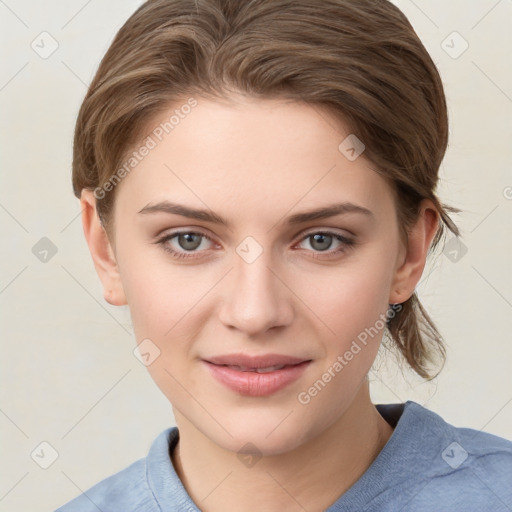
[298,259,393,398]
[118,241,207,336]
[121,262,204,403]
[293,263,392,417]
[300,258,393,336]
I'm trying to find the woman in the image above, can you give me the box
[56,0,512,510]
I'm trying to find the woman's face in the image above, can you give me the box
[109,94,407,455]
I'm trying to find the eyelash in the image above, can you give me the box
[154,230,356,261]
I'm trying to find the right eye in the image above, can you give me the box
[155,231,216,260]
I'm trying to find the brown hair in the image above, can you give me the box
[72,0,461,379]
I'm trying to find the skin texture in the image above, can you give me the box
[80,94,439,511]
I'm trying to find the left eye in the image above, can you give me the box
[297,232,354,253]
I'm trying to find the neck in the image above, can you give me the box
[171,383,394,512]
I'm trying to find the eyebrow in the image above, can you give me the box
[138,200,374,228]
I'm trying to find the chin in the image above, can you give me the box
[198,409,316,457]
[222,428,306,458]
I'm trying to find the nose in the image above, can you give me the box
[217,244,294,336]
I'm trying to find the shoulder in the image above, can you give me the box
[399,401,512,510]
[54,428,176,512]
[405,400,512,463]
[55,458,155,512]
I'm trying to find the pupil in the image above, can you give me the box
[180,233,201,250]
[312,234,331,251]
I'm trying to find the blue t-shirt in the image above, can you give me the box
[55,401,512,511]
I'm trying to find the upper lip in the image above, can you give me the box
[204,353,311,369]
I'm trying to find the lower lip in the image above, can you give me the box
[203,361,311,397]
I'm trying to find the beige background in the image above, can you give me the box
[1,1,511,510]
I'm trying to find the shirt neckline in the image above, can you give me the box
[145,401,449,510]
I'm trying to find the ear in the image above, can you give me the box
[80,189,127,306]
[389,199,439,304]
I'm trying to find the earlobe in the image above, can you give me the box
[389,200,440,305]
[80,190,127,306]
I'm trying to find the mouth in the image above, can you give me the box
[202,354,312,396]
[215,364,292,373]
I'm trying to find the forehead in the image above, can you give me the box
[113,95,396,223]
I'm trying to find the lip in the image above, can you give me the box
[202,353,312,397]
[204,353,309,368]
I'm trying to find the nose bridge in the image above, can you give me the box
[218,235,292,334]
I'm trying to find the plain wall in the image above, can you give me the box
[1,1,511,510]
